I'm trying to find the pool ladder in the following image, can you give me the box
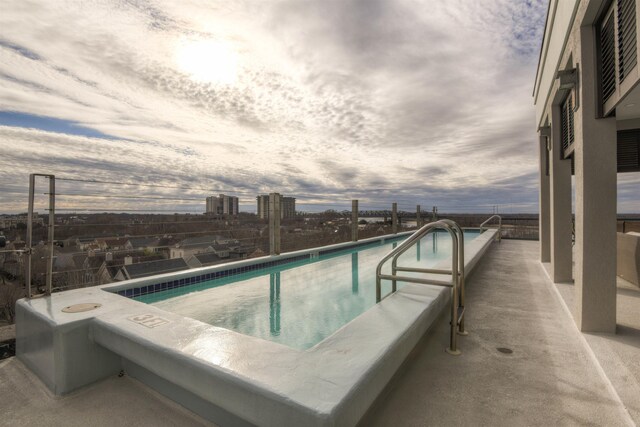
[480,214,502,242]
[375,219,466,355]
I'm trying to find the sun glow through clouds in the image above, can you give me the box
[175,39,238,85]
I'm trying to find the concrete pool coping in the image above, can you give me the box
[16,228,497,426]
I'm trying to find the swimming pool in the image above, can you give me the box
[17,227,497,426]
[138,231,480,350]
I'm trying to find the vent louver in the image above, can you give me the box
[561,94,575,155]
[601,12,616,101]
[618,0,637,83]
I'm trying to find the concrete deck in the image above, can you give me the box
[554,273,640,425]
[0,239,636,426]
[361,240,635,426]
[1,357,215,427]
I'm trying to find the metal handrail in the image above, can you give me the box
[437,218,467,335]
[375,219,466,355]
[480,214,502,242]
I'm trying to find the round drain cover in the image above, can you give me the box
[497,347,513,354]
[62,303,102,313]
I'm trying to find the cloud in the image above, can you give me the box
[1,0,602,214]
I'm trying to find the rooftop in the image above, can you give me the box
[120,258,190,280]
[3,240,638,426]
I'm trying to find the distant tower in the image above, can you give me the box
[219,194,239,215]
[256,194,296,219]
[206,194,239,216]
[205,196,221,215]
[281,197,296,219]
[256,195,270,219]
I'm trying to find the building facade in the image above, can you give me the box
[534,0,640,333]
[256,194,296,219]
[0,213,43,229]
[206,194,239,216]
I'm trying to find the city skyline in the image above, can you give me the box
[1,1,639,214]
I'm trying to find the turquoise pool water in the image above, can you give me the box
[138,231,480,350]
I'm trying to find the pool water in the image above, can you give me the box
[137,231,480,350]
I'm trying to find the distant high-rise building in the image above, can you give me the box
[206,196,221,215]
[256,195,269,219]
[281,197,296,219]
[220,194,239,215]
[256,194,296,219]
[206,194,239,216]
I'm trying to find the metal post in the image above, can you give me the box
[457,227,467,335]
[351,200,358,242]
[392,202,398,234]
[46,175,55,295]
[446,229,460,355]
[441,219,467,337]
[26,174,35,298]
[269,193,281,255]
[391,256,397,293]
[416,205,421,228]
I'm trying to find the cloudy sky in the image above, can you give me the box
[0,0,636,214]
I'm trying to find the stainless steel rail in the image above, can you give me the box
[26,173,55,298]
[375,219,466,355]
[480,214,502,242]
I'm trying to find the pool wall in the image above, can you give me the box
[16,229,497,426]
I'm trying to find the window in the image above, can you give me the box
[561,93,575,155]
[617,129,640,172]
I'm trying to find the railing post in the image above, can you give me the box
[269,193,281,255]
[26,174,35,298]
[392,202,398,234]
[416,205,421,228]
[446,226,461,356]
[46,175,55,295]
[351,199,358,242]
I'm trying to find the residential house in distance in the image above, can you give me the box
[185,252,223,268]
[96,237,128,251]
[169,235,239,260]
[206,194,239,216]
[62,235,115,250]
[124,237,160,252]
[96,252,164,284]
[1,239,25,277]
[114,258,190,281]
[0,212,43,229]
[256,194,296,219]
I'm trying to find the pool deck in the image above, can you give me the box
[2,239,638,426]
[361,240,637,426]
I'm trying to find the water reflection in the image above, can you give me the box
[151,231,482,350]
[351,253,359,294]
[269,272,281,336]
